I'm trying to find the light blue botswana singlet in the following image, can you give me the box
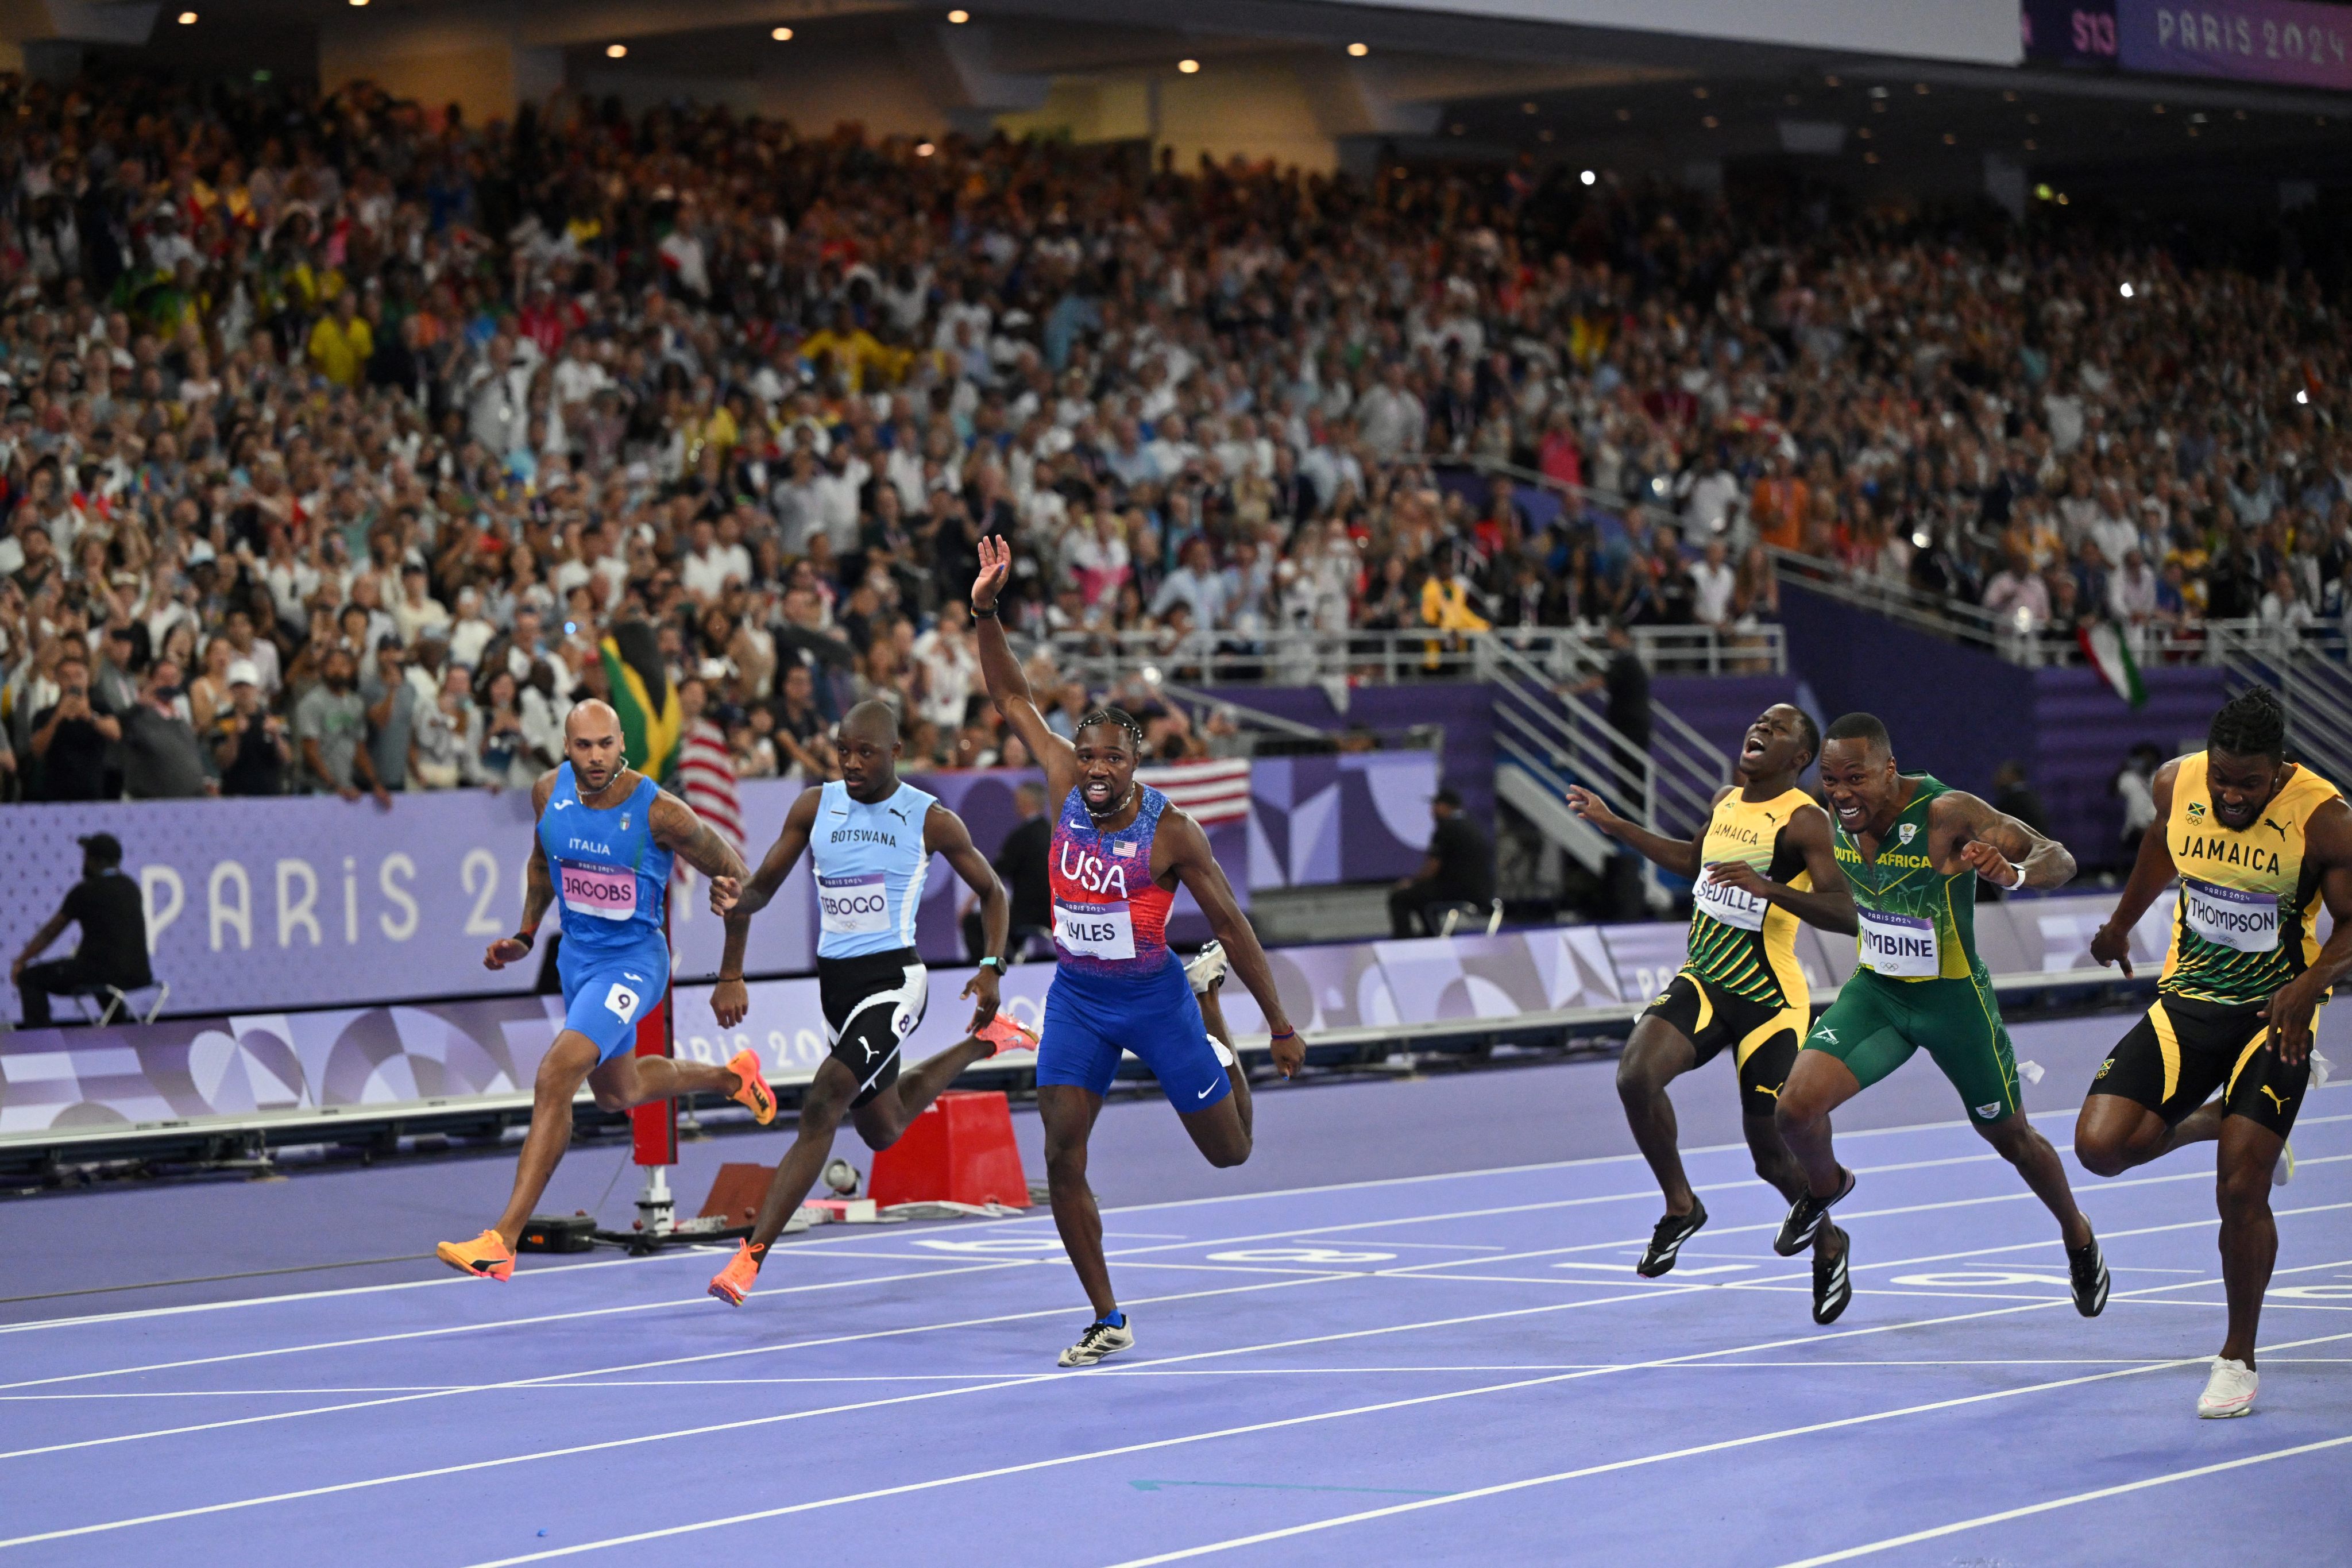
[812,778,937,960]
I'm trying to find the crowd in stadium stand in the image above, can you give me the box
[0,73,2347,802]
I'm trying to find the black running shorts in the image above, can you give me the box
[817,948,929,1109]
[1640,970,1805,1119]
[2091,993,2311,1138]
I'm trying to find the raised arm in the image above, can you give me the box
[2265,797,2352,1067]
[2090,758,2181,979]
[971,534,1079,802]
[1161,808,1302,1077]
[1935,789,2077,893]
[484,770,559,971]
[1566,783,1709,879]
[711,785,820,1027]
[1704,801,1859,935]
[928,803,1008,1029]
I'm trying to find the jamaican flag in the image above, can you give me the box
[600,621,682,782]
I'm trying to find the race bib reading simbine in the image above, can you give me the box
[1857,908,1939,978]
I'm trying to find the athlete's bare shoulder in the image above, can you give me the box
[2303,793,2352,866]
[530,767,560,816]
[922,798,977,852]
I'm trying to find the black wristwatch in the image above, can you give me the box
[971,601,999,619]
[978,955,1007,972]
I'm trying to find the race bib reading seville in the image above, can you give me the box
[1692,867,1768,932]
[2181,876,2280,953]
[559,860,637,921]
[1857,908,1939,977]
[818,873,891,936]
[1054,899,1136,961]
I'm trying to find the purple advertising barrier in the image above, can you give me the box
[0,893,2210,1146]
[1204,682,1498,839]
[1243,751,1441,889]
[0,768,1254,1024]
[2119,0,2352,87]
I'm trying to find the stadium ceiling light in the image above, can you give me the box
[2297,389,2311,405]
[2120,282,2135,298]
[606,43,627,57]
[1178,57,1200,73]
[916,141,936,156]
[948,8,970,21]
[1579,169,1596,185]
[176,9,196,21]
[1347,41,1368,57]
[772,26,793,40]
[350,0,369,7]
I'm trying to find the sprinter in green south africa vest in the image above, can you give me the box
[1767,711,2114,1323]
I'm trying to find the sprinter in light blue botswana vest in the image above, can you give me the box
[706,699,1018,1308]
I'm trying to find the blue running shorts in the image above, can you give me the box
[557,937,668,1064]
[1037,959,1230,1110]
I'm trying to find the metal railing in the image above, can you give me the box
[1039,624,1781,688]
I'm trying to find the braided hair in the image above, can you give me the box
[2208,687,2286,760]
[1076,705,1148,756]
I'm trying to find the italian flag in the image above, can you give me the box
[2079,619,2146,709]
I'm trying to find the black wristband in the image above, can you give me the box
[970,602,999,619]
[512,929,537,950]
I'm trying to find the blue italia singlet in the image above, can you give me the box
[812,778,937,960]
[538,764,673,1063]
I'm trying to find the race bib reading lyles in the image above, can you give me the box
[1693,866,1768,932]
[2181,876,2280,953]
[1857,907,1939,977]
[559,860,637,921]
[818,873,891,936]
[1054,899,1136,961]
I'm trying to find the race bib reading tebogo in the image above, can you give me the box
[818,873,891,936]
[1693,866,1768,932]
[1055,899,1136,961]
[559,860,637,921]
[1857,908,1940,978]
[2181,876,2280,953]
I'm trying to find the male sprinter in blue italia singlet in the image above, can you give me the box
[704,699,1021,1307]
[972,535,1304,1367]
[436,700,774,1282]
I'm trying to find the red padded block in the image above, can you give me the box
[866,1090,1031,1208]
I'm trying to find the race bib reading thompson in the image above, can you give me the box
[2181,876,2280,953]
[559,860,637,921]
[1054,899,1136,961]
[1693,867,1768,932]
[818,874,891,936]
[1857,908,1940,978]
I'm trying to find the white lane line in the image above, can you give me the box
[0,1275,1337,1462]
[13,1126,2222,1392]
[0,1280,1714,1547]
[0,1260,1034,1393]
[0,1248,735,1336]
[465,1322,2352,1567]
[6,1101,2216,1335]
[1771,1435,2352,1567]
[1087,1331,2352,1568]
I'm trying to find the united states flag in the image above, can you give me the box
[675,716,744,855]
[1139,756,1252,825]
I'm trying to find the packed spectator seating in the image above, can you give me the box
[1,71,2346,801]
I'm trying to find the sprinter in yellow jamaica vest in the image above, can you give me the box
[1569,704,1861,1323]
[1774,711,2111,1324]
[2076,688,2352,1419]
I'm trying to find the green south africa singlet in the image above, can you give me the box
[1832,774,1984,983]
